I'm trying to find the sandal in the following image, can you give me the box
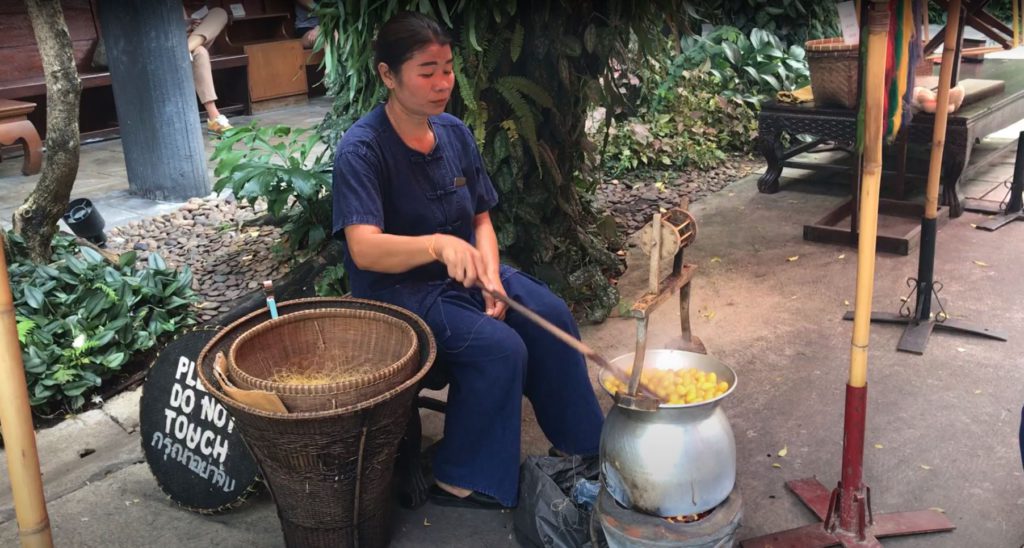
[427,484,508,510]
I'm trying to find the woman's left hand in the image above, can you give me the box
[483,278,508,320]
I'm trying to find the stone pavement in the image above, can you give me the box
[4,100,1024,547]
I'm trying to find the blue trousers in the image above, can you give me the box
[421,270,605,507]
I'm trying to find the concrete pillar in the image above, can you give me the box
[96,0,210,201]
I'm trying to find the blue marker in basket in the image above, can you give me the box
[262,280,279,319]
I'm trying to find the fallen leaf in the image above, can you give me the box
[778,445,788,457]
[874,443,884,449]
[700,309,716,320]
[655,181,666,192]
[920,464,932,470]
[710,257,722,263]
[787,255,799,262]
[837,254,846,259]
[973,260,990,267]
[424,519,431,527]
[929,507,945,514]
[771,463,782,468]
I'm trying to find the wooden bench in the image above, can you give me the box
[0,0,250,145]
[0,99,42,175]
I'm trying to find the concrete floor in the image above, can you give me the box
[3,97,1024,546]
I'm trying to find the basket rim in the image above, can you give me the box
[197,297,437,420]
[227,307,419,394]
[805,37,860,55]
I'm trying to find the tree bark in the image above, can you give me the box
[13,0,82,264]
[97,0,210,201]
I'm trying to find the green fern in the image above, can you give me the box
[497,76,554,110]
[16,317,36,344]
[453,50,478,112]
[510,23,524,62]
[494,79,542,173]
[481,32,507,79]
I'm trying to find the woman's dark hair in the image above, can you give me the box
[373,11,452,73]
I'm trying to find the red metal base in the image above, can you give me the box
[740,477,954,547]
[741,383,954,547]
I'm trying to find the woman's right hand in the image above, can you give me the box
[434,234,494,291]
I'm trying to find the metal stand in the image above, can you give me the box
[842,217,1007,354]
[964,130,1024,230]
[743,385,955,547]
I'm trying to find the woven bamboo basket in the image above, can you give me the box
[805,37,860,109]
[196,297,436,548]
[227,308,419,412]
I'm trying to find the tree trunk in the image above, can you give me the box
[96,0,210,201]
[13,0,82,264]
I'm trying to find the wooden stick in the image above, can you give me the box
[849,1,890,389]
[649,213,661,294]
[926,0,962,221]
[483,288,659,398]
[0,233,53,548]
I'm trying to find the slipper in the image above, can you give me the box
[427,484,507,510]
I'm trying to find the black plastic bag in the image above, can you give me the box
[513,455,600,548]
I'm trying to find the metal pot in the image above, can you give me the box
[599,349,737,517]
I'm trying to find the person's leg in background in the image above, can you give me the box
[189,46,230,133]
[186,7,231,133]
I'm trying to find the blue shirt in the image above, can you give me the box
[332,104,499,316]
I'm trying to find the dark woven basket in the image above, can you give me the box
[196,297,436,548]
[805,37,860,109]
[227,308,419,412]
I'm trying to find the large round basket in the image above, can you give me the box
[196,297,436,548]
[805,37,860,109]
[227,308,419,412]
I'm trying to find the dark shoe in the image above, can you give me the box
[428,484,508,510]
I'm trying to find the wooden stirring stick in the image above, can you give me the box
[481,287,659,399]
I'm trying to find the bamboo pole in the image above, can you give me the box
[1015,0,1021,48]
[0,233,53,548]
[848,1,890,389]
[926,0,962,220]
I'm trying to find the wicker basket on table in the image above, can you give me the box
[197,297,437,548]
[805,37,860,109]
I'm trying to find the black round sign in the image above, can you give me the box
[140,328,261,513]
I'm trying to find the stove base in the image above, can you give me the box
[593,486,742,548]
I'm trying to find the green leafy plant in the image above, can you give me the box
[675,26,810,108]
[211,123,334,256]
[693,0,839,46]
[7,232,197,412]
[598,68,757,175]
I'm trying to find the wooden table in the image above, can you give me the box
[757,58,1024,217]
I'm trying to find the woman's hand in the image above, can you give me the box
[482,277,508,320]
[434,234,495,291]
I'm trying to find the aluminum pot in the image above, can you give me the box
[599,349,737,517]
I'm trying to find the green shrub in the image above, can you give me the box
[598,68,757,175]
[675,26,810,108]
[7,231,197,412]
[693,0,839,46]
[211,123,334,256]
